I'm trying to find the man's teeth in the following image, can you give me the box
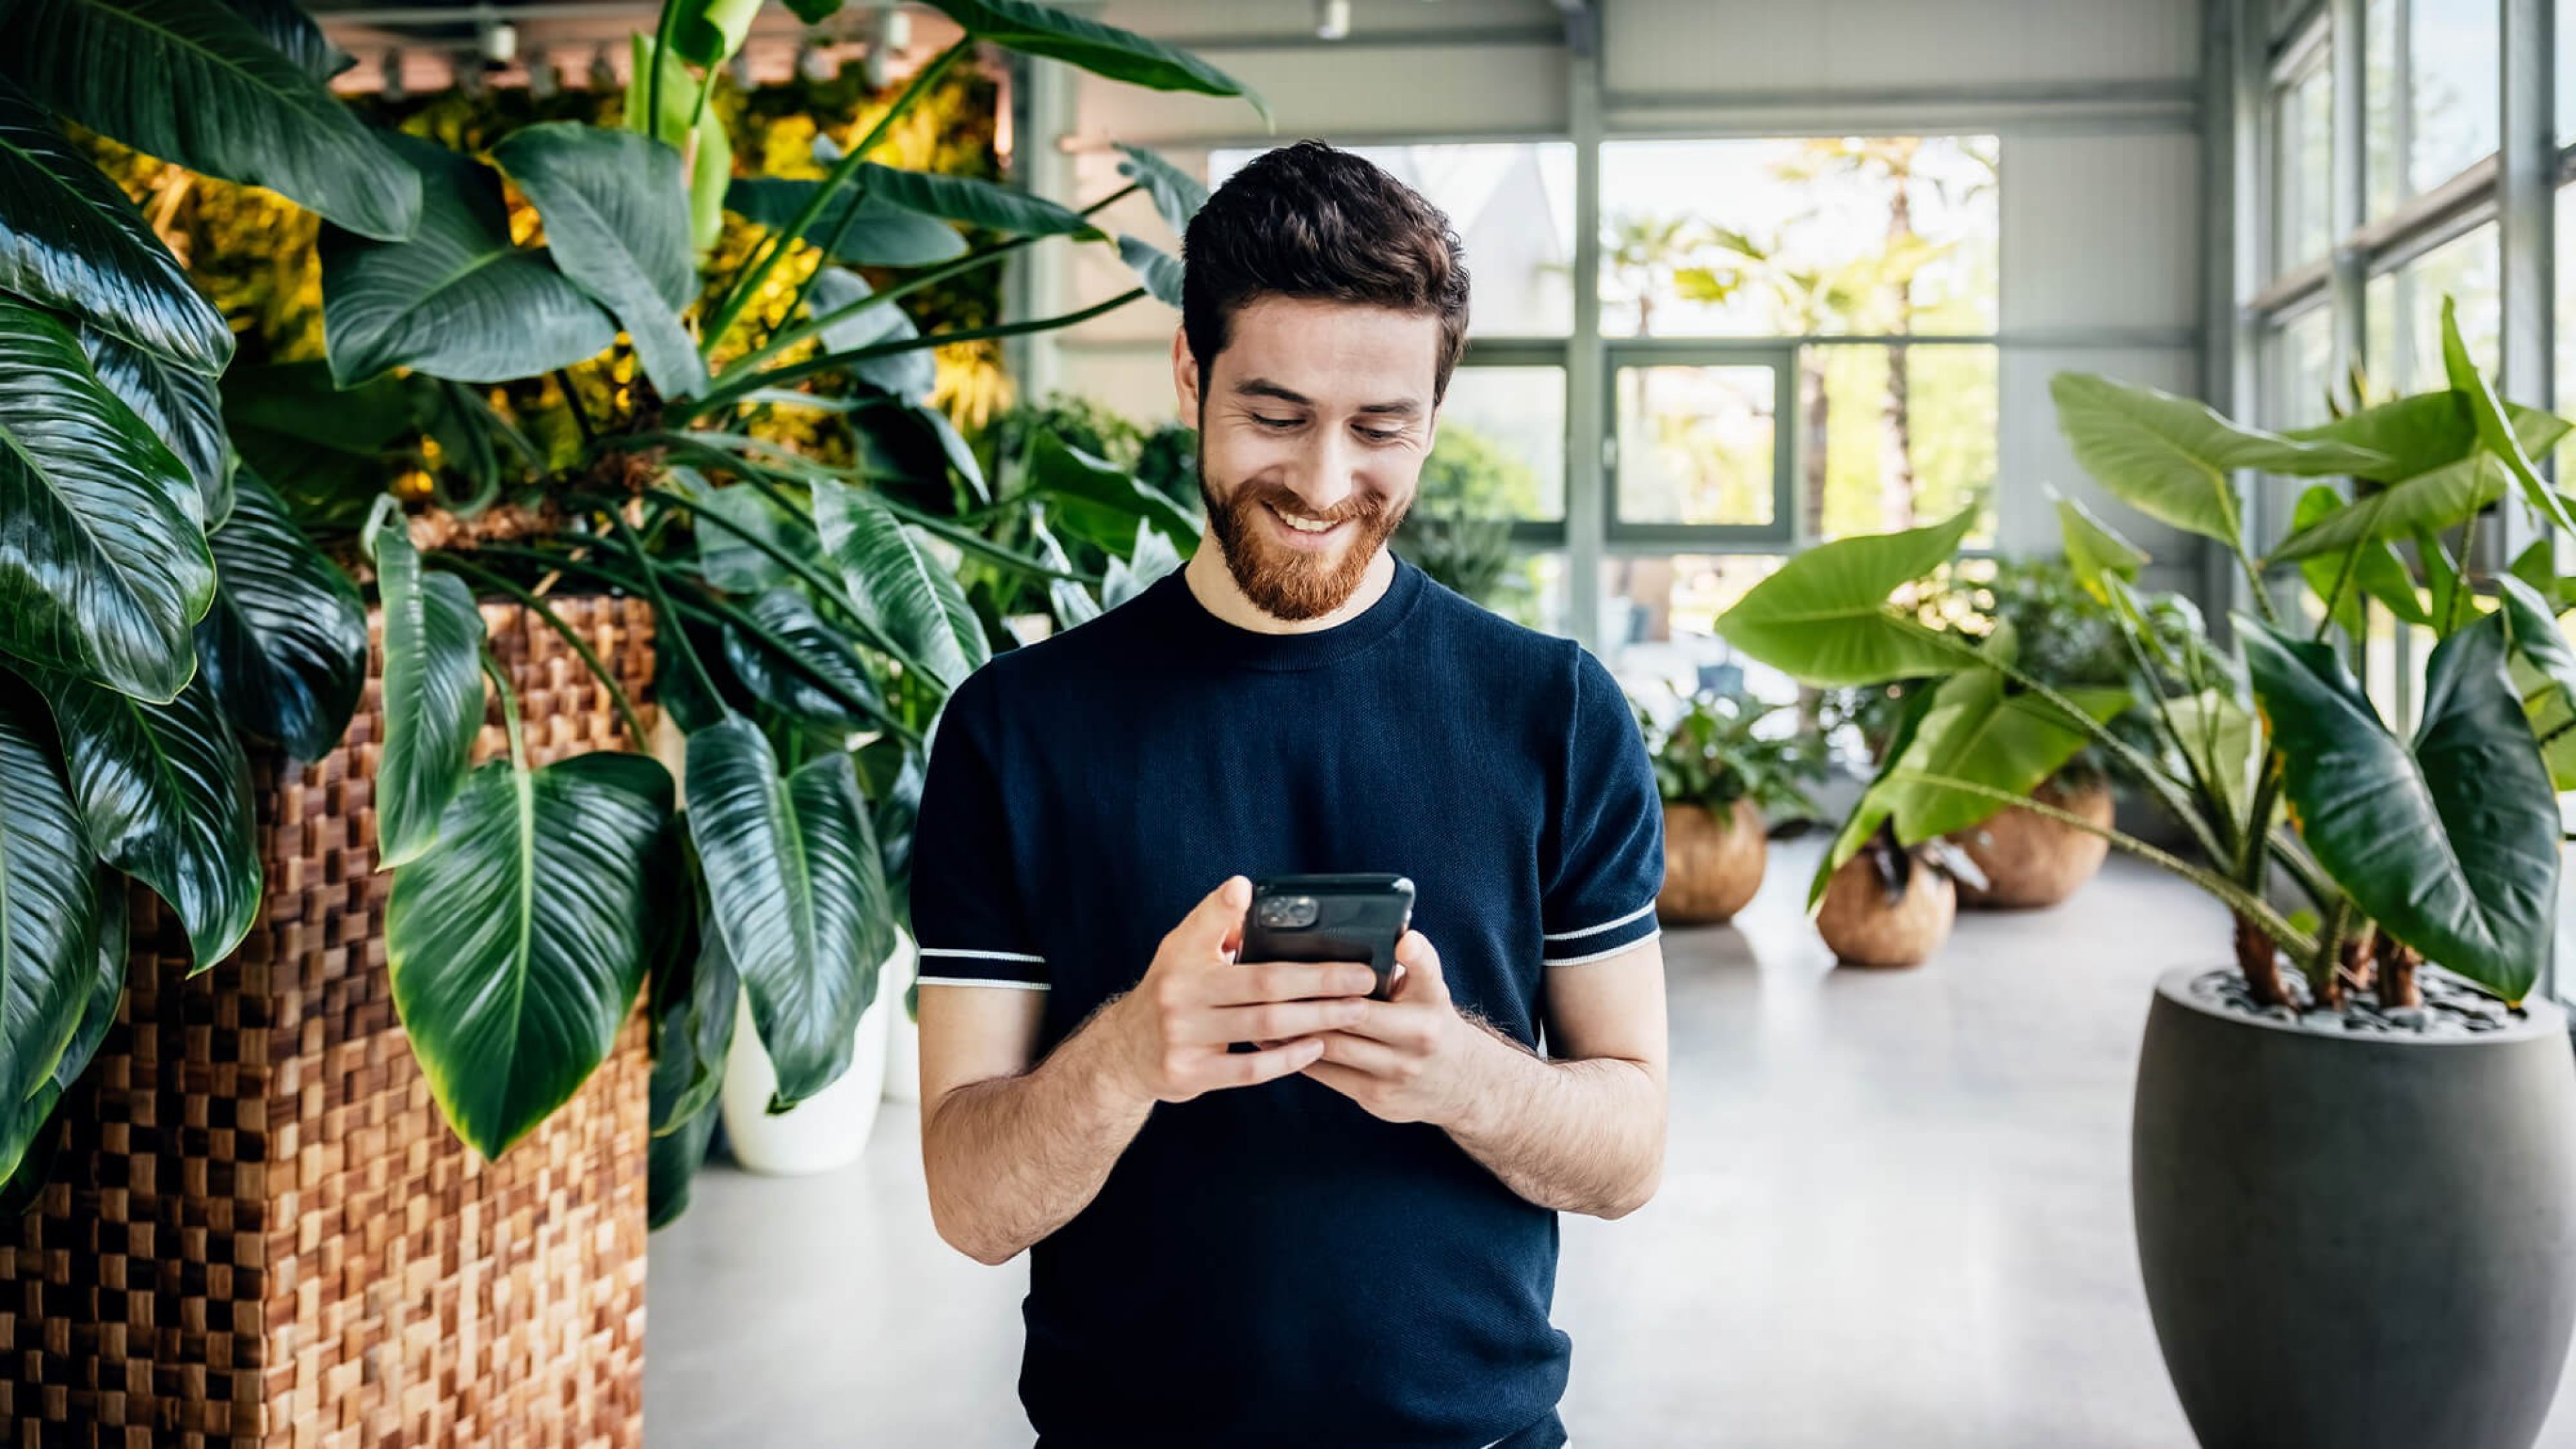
[1272,506,1338,533]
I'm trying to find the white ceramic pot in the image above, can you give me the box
[720,944,900,1176]
[881,926,920,1104]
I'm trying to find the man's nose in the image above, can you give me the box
[1284,430,1360,514]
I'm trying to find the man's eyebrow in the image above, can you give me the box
[1233,377,1426,419]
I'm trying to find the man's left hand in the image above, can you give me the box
[1299,930,1508,1130]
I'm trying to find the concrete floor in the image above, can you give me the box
[643,843,2576,1447]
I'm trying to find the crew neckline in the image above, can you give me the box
[1150,551,1428,672]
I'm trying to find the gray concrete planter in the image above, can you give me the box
[2133,967,2576,1449]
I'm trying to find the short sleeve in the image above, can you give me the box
[907,672,1048,990]
[1540,645,1666,966]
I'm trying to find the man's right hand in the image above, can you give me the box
[1097,875,1379,1104]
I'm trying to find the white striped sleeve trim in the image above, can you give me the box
[915,977,1051,991]
[918,948,1046,964]
[1543,927,1663,967]
[1542,900,1658,943]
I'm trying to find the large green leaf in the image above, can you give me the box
[2440,297,2576,537]
[388,749,671,1159]
[649,1071,721,1228]
[366,508,485,869]
[665,0,761,64]
[651,888,735,1137]
[1117,234,1183,309]
[492,123,706,401]
[811,478,989,691]
[320,136,616,386]
[2270,453,2508,564]
[0,78,231,374]
[2165,688,2263,831]
[685,721,889,1109]
[724,178,969,267]
[196,468,366,762]
[1882,669,2128,843]
[44,671,256,971]
[1028,504,1102,628]
[0,679,103,1110]
[220,362,417,531]
[859,162,1099,239]
[1,0,419,240]
[722,588,885,732]
[2051,372,2390,547]
[1114,142,1207,235]
[2241,614,2559,1002]
[1021,431,1199,553]
[1810,684,1938,910]
[216,0,350,80]
[0,864,122,1196]
[1717,508,1980,688]
[2499,576,2576,790]
[0,295,211,703]
[2054,494,2147,602]
[623,34,731,254]
[920,0,1263,113]
[78,324,231,527]
[806,268,931,398]
[2288,484,2429,630]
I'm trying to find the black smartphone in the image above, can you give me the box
[1238,873,1417,1002]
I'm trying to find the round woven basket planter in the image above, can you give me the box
[1951,775,2114,911]
[1656,797,1767,925]
[1815,850,1956,969]
[0,596,657,1448]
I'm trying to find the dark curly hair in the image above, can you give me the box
[1181,140,1472,402]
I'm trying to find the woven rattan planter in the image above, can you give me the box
[0,595,657,1447]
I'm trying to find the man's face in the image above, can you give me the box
[1176,296,1442,621]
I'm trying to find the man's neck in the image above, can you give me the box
[1181,539,1396,637]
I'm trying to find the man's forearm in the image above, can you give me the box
[922,1008,1151,1265]
[1445,1029,1665,1219]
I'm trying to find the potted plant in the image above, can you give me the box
[1943,557,2203,908]
[1718,299,2576,1449]
[0,0,1250,1433]
[1813,822,1984,969]
[1643,692,1821,925]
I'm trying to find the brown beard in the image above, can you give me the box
[1197,462,1411,622]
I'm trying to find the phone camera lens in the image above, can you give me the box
[1257,895,1319,929]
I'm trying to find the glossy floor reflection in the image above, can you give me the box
[644,842,2576,1446]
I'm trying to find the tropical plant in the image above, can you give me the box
[1719,297,2573,1016]
[0,0,1258,1220]
[1951,555,2206,788]
[1393,421,1536,607]
[1639,692,1823,823]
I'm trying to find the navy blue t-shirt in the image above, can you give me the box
[908,552,1664,1449]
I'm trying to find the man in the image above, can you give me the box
[910,140,1668,1449]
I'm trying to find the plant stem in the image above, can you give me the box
[1911,619,2231,867]
[1887,768,2320,958]
[605,508,724,713]
[645,0,680,144]
[481,648,528,774]
[556,369,598,447]
[684,289,1148,421]
[623,487,933,678]
[2313,537,2365,646]
[700,37,971,361]
[476,543,920,745]
[431,551,653,751]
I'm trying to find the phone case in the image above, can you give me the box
[1238,873,1417,1000]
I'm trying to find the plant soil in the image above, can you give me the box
[2185,963,2526,1040]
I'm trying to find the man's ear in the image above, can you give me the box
[1171,327,1201,418]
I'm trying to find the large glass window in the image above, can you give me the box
[1612,362,1782,528]
[2274,55,2334,274]
[1429,365,1566,521]
[2363,223,2501,390]
[1597,137,1998,340]
[2365,0,2500,216]
[1210,142,1577,337]
[1600,553,1787,680]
